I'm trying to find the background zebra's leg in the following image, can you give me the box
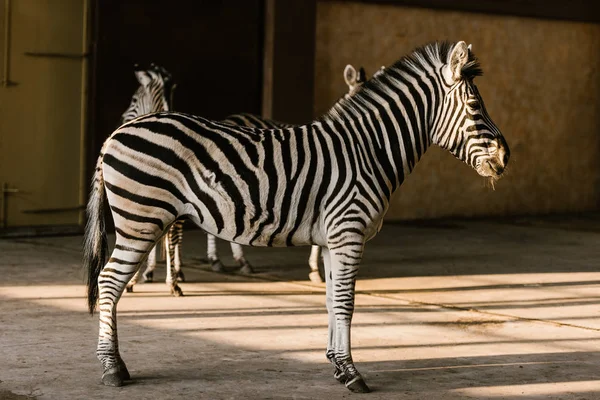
[231,242,254,274]
[164,234,183,296]
[141,245,158,283]
[173,237,184,282]
[329,241,370,393]
[171,220,185,282]
[126,271,141,293]
[206,234,224,272]
[322,248,347,384]
[97,234,158,386]
[308,245,323,283]
[126,245,157,292]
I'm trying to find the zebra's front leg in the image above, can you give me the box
[308,245,323,283]
[231,242,254,274]
[328,241,370,393]
[165,234,183,297]
[322,248,346,384]
[206,234,224,272]
[97,236,156,386]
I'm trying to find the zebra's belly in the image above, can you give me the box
[186,208,318,248]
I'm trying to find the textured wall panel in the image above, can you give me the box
[314,1,600,220]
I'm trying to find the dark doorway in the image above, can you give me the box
[87,0,264,182]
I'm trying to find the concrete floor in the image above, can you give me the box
[1,214,600,399]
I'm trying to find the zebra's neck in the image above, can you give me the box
[313,55,445,203]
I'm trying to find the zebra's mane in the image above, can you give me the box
[319,41,482,124]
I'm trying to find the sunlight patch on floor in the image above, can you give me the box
[452,380,600,397]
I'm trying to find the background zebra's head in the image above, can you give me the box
[119,64,172,125]
[432,41,510,181]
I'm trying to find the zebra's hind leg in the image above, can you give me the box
[231,242,254,274]
[308,245,323,283]
[97,234,159,387]
[328,240,370,393]
[206,234,224,272]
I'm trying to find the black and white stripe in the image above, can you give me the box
[85,41,509,392]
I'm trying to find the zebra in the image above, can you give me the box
[85,41,509,392]
[119,64,171,125]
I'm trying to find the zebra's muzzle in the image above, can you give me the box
[476,156,506,178]
[477,136,509,178]
[487,160,505,175]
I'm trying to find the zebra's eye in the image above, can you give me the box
[466,98,480,111]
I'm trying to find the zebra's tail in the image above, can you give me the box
[84,148,109,315]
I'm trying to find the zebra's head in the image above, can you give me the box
[120,64,171,125]
[343,64,368,95]
[432,41,510,180]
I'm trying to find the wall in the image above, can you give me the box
[314,1,600,220]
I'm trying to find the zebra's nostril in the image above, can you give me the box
[503,154,509,166]
[487,160,503,175]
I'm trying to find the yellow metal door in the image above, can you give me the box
[0,0,88,229]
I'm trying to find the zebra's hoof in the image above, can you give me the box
[125,286,134,293]
[308,270,323,283]
[211,260,225,273]
[101,366,127,387]
[175,270,185,282]
[116,358,130,380]
[346,376,370,393]
[240,263,254,275]
[142,271,153,282]
[170,285,184,297]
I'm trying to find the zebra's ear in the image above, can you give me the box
[134,70,151,87]
[344,64,358,88]
[449,41,469,81]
